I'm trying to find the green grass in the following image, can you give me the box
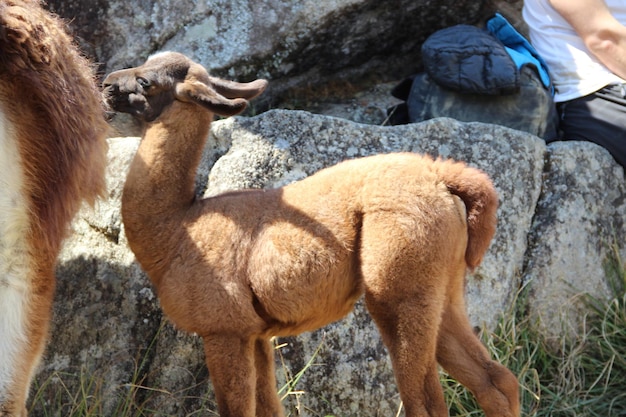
[30,256,626,417]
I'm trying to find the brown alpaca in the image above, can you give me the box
[103,51,520,417]
[0,1,109,415]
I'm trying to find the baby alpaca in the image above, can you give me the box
[103,51,520,417]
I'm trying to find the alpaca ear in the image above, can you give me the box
[175,81,248,116]
[208,76,268,100]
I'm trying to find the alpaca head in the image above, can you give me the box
[103,51,268,122]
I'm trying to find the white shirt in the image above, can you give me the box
[523,0,626,102]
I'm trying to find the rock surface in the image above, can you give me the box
[523,141,626,341]
[32,110,625,416]
[46,0,505,106]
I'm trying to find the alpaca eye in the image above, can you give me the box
[137,77,151,88]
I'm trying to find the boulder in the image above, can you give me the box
[34,109,625,416]
[46,0,501,106]
[523,141,626,341]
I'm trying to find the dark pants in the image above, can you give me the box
[555,84,626,168]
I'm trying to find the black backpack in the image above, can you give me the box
[389,16,558,141]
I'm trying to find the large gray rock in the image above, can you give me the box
[34,110,626,416]
[47,0,497,105]
[523,141,626,341]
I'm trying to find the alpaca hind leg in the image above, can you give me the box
[203,336,257,417]
[359,210,451,417]
[254,338,283,417]
[365,294,448,417]
[436,284,520,417]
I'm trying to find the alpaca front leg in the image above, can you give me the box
[254,338,284,417]
[203,336,257,417]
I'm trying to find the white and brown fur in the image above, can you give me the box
[0,1,108,415]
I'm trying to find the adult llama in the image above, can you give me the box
[0,0,108,415]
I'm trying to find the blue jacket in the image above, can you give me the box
[487,13,553,95]
[421,14,553,96]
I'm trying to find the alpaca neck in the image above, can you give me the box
[122,102,213,279]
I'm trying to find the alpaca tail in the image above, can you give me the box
[436,159,499,270]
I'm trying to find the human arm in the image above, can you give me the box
[549,0,626,80]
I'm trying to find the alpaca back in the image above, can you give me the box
[326,153,497,270]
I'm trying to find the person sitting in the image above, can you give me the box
[523,0,626,168]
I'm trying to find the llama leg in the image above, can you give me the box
[253,338,283,417]
[0,273,54,417]
[0,122,47,416]
[436,277,520,417]
[365,294,448,417]
[0,285,31,417]
[203,336,257,417]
